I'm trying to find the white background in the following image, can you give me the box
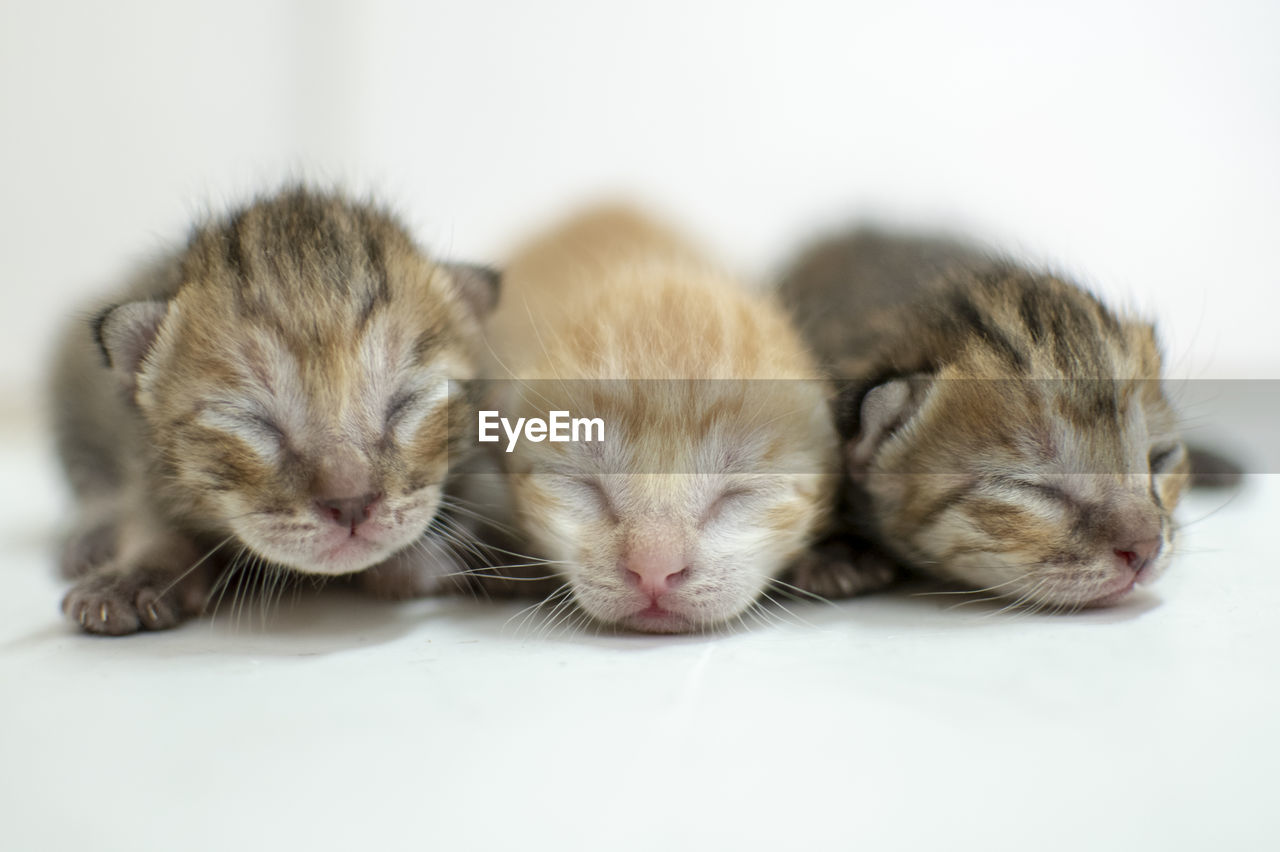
[2,2,1277,851]
[3,0,1279,410]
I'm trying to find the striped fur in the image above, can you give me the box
[779,229,1189,610]
[50,188,496,634]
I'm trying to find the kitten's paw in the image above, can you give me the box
[62,566,206,636]
[63,577,144,635]
[786,541,900,600]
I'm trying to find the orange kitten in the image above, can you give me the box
[480,206,839,633]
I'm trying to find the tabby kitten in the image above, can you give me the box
[51,188,499,634]
[779,229,1190,610]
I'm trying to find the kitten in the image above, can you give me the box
[778,229,1190,610]
[479,205,840,633]
[50,187,499,634]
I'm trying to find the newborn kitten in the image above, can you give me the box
[51,188,499,634]
[778,229,1190,610]
[481,205,839,633]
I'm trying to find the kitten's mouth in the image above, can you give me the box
[618,600,695,634]
[1082,567,1158,608]
[305,504,440,574]
[310,528,406,574]
[623,609,692,633]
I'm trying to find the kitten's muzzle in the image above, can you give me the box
[1085,534,1162,607]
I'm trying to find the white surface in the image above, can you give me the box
[1,424,1277,851]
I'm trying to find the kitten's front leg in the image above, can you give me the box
[59,512,118,580]
[783,536,901,600]
[61,514,214,636]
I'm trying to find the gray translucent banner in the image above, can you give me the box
[444,379,1279,475]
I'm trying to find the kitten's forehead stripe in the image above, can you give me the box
[357,229,393,329]
[1093,297,1124,340]
[223,210,249,284]
[184,191,421,350]
[1016,288,1048,345]
[1049,302,1097,376]
[943,289,1029,373]
[1052,381,1121,433]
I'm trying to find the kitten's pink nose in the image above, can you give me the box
[623,549,688,596]
[1114,537,1161,574]
[318,493,381,531]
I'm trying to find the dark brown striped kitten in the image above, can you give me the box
[778,230,1190,610]
[51,188,500,634]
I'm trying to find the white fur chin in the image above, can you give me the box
[300,543,401,576]
[246,537,398,576]
[230,512,434,577]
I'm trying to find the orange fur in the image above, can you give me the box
[482,205,839,632]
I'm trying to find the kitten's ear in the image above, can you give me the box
[443,263,501,318]
[838,373,934,475]
[92,300,170,388]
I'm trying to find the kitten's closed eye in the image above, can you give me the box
[993,477,1073,506]
[572,476,619,524]
[700,486,757,527]
[1148,443,1185,474]
[199,403,287,454]
[244,414,286,448]
[384,378,451,443]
